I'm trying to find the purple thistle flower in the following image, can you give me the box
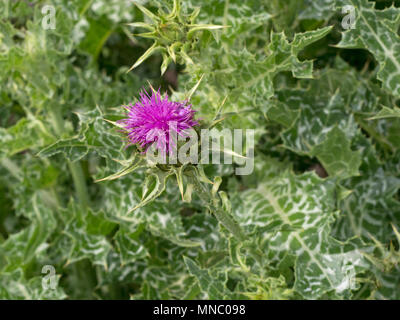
[121,89,198,153]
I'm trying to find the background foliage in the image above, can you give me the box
[0,0,400,299]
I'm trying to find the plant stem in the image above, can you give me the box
[1,158,21,180]
[49,106,90,208]
[68,161,90,208]
[212,206,246,242]
[189,174,246,242]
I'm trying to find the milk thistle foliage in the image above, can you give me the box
[117,88,246,240]
[121,89,198,154]
[2,0,400,301]
[127,0,226,74]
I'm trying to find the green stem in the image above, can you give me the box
[190,174,246,242]
[68,161,90,208]
[1,158,21,180]
[212,207,246,242]
[190,171,264,266]
[50,187,62,208]
[50,107,90,208]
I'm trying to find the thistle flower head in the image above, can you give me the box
[121,89,198,153]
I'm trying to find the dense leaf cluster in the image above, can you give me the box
[0,0,399,299]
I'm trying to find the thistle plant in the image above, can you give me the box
[1,0,400,301]
[127,0,226,74]
[105,87,248,242]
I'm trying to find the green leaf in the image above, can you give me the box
[142,199,202,247]
[219,26,333,101]
[0,269,66,300]
[333,169,400,243]
[280,89,357,155]
[38,106,125,163]
[63,203,112,268]
[0,195,57,272]
[232,169,369,298]
[95,155,146,182]
[115,226,148,265]
[85,210,117,236]
[78,16,114,60]
[311,127,362,179]
[187,0,271,39]
[373,266,400,299]
[300,0,335,20]
[128,167,174,213]
[369,106,400,120]
[335,0,400,96]
[0,118,53,158]
[184,256,231,299]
